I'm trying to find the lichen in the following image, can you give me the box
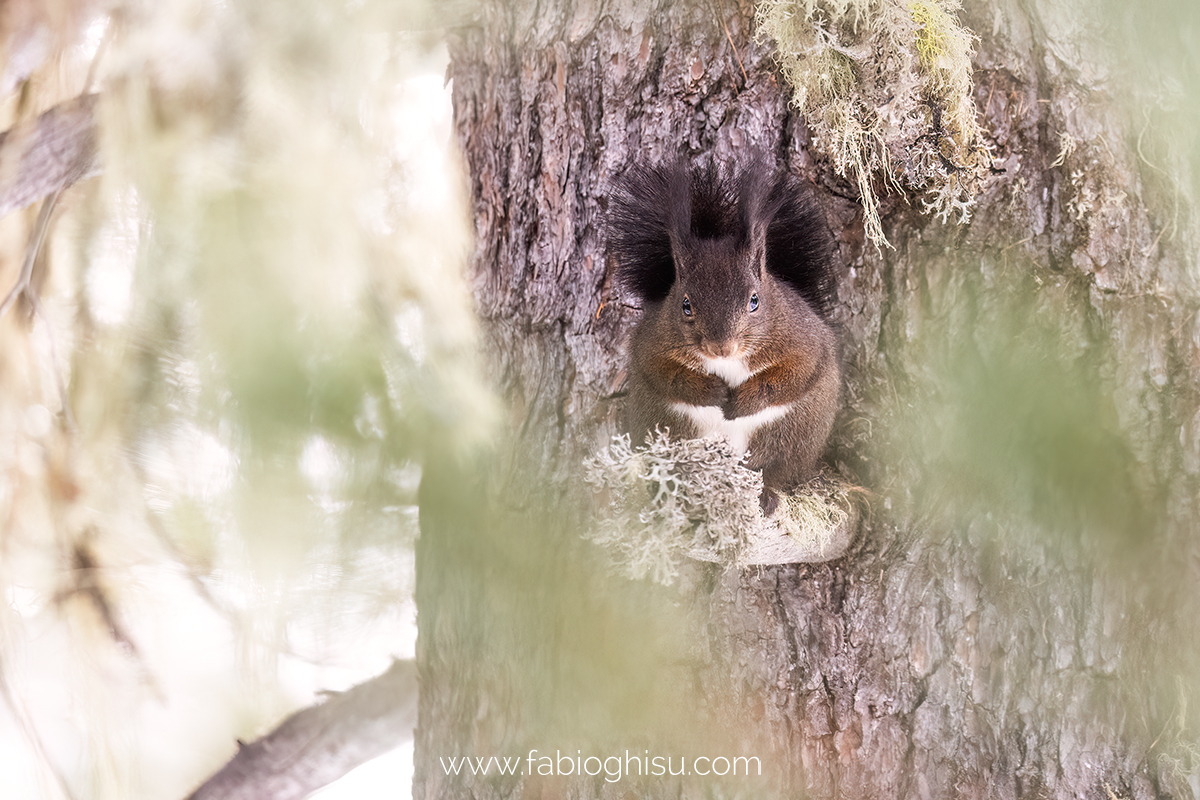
[584,433,861,584]
[755,0,994,248]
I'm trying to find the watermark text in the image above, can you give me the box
[438,750,762,783]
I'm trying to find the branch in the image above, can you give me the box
[185,659,418,800]
[0,93,99,220]
[0,189,61,320]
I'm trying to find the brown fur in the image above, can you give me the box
[613,161,840,508]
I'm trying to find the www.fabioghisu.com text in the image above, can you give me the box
[440,751,763,783]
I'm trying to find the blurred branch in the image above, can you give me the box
[0,188,60,318]
[0,184,80,430]
[0,94,99,221]
[185,659,418,800]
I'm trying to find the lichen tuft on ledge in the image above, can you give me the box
[584,433,862,585]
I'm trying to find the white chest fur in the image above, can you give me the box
[669,402,793,455]
[700,355,753,388]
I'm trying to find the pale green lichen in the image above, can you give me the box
[584,433,860,584]
[756,0,993,248]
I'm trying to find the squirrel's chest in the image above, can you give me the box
[671,355,791,456]
[668,402,791,455]
[699,355,753,388]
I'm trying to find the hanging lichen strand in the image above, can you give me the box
[756,0,993,248]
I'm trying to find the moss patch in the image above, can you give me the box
[756,0,993,248]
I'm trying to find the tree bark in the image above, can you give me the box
[416,1,1200,798]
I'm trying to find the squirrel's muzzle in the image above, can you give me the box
[700,339,738,359]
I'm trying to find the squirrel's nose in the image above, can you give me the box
[703,340,737,359]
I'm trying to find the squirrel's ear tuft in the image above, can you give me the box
[608,162,688,303]
[737,159,776,273]
[763,172,837,320]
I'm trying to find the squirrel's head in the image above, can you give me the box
[609,157,835,355]
[667,223,770,360]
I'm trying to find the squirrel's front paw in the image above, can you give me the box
[696,376,731,409]
[721,390,738,420]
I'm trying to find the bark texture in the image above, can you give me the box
[416,1,1200,798]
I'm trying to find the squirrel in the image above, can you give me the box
[608,158,840,514]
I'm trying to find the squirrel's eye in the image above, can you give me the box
[682,296,692,317]
[749,293,759,312]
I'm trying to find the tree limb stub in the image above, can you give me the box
[0,93,100,221]
[185,659,418,800]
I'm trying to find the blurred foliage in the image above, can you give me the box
[93,0,494,595]
[1,0,1199,797]
[0,0,490,797]
[871,267,1152,547]
[1101,0,1200,223]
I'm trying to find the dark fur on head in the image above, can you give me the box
[607,158,836,319]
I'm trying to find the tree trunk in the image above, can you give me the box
[416,1,1200,798]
